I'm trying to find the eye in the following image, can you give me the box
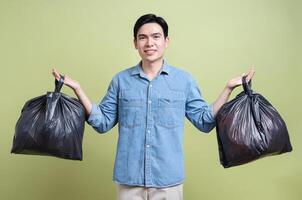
[138,36,146,40]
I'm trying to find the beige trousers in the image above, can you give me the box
[116,183,183,200]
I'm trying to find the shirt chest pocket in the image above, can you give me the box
[156,91,185,128]
[119,90,144,128]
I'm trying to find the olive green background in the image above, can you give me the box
[0,0,301,199]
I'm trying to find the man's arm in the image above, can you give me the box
[212,69,255,117]
[52,68,119,133]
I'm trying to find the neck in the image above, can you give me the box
[141,59,164,79]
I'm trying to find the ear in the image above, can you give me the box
[133,38,138,49]
[165,36,170,48]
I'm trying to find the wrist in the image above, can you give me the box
[73,85,82,93]
[224,84,233,93]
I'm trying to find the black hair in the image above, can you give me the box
[133,14,168,39]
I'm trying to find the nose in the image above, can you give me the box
[146,38,154,47]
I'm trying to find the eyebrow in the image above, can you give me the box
[137,32,163,37]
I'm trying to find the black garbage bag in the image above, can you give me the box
[11,76,86,160]
[215,76,292,168]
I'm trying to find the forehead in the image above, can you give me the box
[137,22,164,35]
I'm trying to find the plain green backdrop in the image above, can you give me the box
[1,0,301,199]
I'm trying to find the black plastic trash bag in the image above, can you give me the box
[215,76,292,168]
[11,76,86,160]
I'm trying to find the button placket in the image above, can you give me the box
[145,81,154,185]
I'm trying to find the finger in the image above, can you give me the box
[52,68,61,80]
[239,73,246,84]
[246,68,255,82]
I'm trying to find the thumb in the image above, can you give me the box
[52,68,61,80]
[51,68,60,79]
[246,68,256,82]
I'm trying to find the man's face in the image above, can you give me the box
[134,23,169,64]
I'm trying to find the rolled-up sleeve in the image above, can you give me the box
[87,77,118,133]
[185,76,215,133]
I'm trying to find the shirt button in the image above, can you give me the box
[150,84,152,87]
[148,100,152,104]
[146,145,150,148]
[147,130,150,133]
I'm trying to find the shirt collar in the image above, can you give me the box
[130,60,170,76]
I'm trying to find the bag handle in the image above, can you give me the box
[54,75,65,93]
[243,76,265,135]
[242,76,252,96]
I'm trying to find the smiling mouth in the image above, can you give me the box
[144,49,157,54]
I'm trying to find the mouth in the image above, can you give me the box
[144,49,157,54]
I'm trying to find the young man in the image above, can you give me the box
[52,14,255,200]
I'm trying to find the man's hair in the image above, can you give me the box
[133,14,168,39]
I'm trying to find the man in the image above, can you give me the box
[52,14,255,200]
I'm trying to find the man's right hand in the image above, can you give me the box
[52,68,92,115]
[52,68,81,91]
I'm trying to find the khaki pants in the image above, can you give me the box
[116,183,183,200]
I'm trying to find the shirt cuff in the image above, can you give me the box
[208,104,216,123]
[86,103,100,126]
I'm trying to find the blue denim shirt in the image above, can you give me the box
[87,61,216,188]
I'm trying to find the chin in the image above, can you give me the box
[143,56,163,63]
[144,59,159,64]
